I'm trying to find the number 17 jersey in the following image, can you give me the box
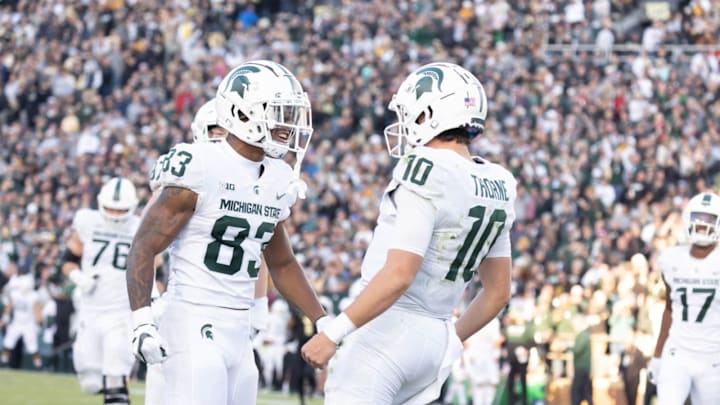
[658,245,720,353]
[154,141,297,309]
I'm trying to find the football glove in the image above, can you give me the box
[250,297,269,337]
[647,357,661,385]
[131,307,167,364]
[68,269,99,295]
[288,178,308,200]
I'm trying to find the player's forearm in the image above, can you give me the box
[254,260,269,299]
[344,266,413,328]
[455,287,510,342]
[270,262,325,322]
[127,248,156,310]
[653,306,672,357]
[127,187,196,310]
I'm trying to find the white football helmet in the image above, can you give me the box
[682,192,720,246]
[384,62,488,157]
[215,60,313,158]
[191,98,220,142]
[97,177,139,223]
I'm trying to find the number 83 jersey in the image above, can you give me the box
[360,147,517,319]
[153,141,297,310]
[658,245,720,353]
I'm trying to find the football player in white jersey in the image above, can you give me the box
[143,98,230,405]
[649,192,720,405]
[62,177,140,404]
[1,272,42,368]
[126,60,327,405]
[302,62,516,404]
[465,317,502,405]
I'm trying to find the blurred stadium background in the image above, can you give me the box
[1,0,719,404]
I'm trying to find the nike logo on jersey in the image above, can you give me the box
[276,192,286,200]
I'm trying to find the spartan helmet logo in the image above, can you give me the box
[413,67,444,99]
[200,324,214,340]
[225,65,261,98]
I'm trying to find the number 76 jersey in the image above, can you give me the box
[658,245,720,352]
[72,209,140,313]
[360,147,517,319]
[152,141,298,310]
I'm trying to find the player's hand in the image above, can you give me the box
[647,357,661,384]
[131,307,168,364]
[301,333,337,369]
[250,297,269,338]
[288,178,308,200]
[68,269,99,294]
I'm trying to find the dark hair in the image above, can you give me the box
[434,127,472,145]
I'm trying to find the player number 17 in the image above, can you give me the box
[677,287,716,323]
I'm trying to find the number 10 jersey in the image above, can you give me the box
[154,140,297,309]
[360,147,517,319]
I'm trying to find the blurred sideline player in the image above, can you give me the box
[649,192,720,404]
[62,177,140,405]
[1,270,43,368]
[465,316,502,405]
[302,62,516,404]
[127,60,326,405]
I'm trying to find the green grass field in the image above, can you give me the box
[0,369,322,405]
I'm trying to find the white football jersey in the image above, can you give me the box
[6,275,38,324]
[659,245,720,352]
[72,209,141,313]
[155,140,297,309]
[361,147,517,319]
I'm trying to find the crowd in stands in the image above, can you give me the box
[1,0,719,403]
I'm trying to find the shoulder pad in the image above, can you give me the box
[391,149,447,200]
[152,143,204,194]
[149,153,167,192]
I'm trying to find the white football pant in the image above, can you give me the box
[324,307,448,404]
[72,311,134,379]
[3,320,39,354]
[657,342,720,405]
[159,299,257,405]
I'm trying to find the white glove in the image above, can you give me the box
[647,357,661,385]
[288,178,308,200]
[131,307,168,364]
[150,295,168,323]
[250,297,269,336]
[68,269,98,295]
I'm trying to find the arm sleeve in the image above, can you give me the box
[387,186,437,256]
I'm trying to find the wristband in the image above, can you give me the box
[254,296,269,309]
[322,313,357,344]
[315,315,332,333]
[132,306,155,329]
